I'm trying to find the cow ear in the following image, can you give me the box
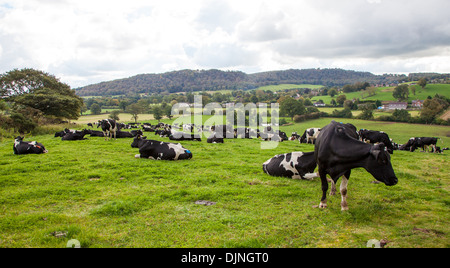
[370,147,381,160]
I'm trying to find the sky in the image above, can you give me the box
[1,0,450,88]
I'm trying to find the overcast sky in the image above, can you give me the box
[1,0,449,88]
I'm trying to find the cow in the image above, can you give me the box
[289,132,301,141]
[13,136,48,155]
[131,135,192,160]
[358,129,394,154]
[399,137,439,152]
[262,152,318,180]
[300,128,321,144]
[207,132,224,143]
[115,131,134,138]
[314,121,398,211]
[98,119,118,141]
[54,129,70,137]
[89,130,105,137]
[61,129,90,140]
[417,137,440,152]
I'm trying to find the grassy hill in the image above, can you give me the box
[0,117,449,248]
[311,84,450,105]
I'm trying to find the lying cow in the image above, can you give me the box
[263,152,318,180]
[131,135,193,160]
[207,132,224,143]
[13,136,48,155]
[314,121,398,211]
[61,129,90,140]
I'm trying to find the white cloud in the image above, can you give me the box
[0,0,449,88]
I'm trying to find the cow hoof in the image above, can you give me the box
[319,202,327,208]
[341,206,349,211]
[135,154,141,158]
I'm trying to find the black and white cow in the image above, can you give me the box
[399,137,440,152]
[131,135,193,160]
[314,121,398,211]
[98,119,118,141]
[61,129,90,140]
[418,137,440,152]
[263,152,318,180]
[300,128,321,144]
[207,132,224,143]
[13,136,48,155]
[358,129,394,154]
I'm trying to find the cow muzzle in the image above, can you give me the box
[385,177,398,186]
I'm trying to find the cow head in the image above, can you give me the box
[368,143,398,186]
[131,135,147,148]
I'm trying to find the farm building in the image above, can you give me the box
[386,102,408,110]
[412,100,424,108]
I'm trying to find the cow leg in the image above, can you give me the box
[319,170,328,208]
[327,177,336,196]
[340,170,351,211]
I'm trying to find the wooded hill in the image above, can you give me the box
[74,68,409,97]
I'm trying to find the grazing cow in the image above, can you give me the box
[131,135,192,160]
[263,152,318,180]
[300,128,321,144]
[61,129,90,140]
[417,137,440,152]
[290,132,301,141]
[98,119,118,141]
[314,121,398,211]
[13,136,48,155]
[399,137,439,152]
[358,129,394,154]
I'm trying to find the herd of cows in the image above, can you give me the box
[11,118,446,210]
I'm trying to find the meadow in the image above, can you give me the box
[0,117,448,248]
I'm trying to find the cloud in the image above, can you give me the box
[0,0,449,88]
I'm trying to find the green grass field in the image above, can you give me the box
[311,84,450,105]
[0,117,449,248]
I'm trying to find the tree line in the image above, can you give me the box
[75,68,410,97]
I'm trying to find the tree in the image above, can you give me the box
[109,110,120,121]
[328,88,338,97]
[152,106,163,121]
[279,97,305,120]
[418,78,427,89]
[127,103,143,123]
[393,84,409,101]
[0,68,83,120]
[336,94,347,106]
[420,98,444,124]
[90,103,101,115]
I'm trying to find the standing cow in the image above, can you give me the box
[98,119,118,141]
[13,136,48,155]
[314,121,398,211]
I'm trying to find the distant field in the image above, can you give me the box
[256,84,324,92]
[311,84,450,105]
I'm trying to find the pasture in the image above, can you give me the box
[0,117,449,248]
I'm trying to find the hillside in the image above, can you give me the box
[74,68,407,96]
